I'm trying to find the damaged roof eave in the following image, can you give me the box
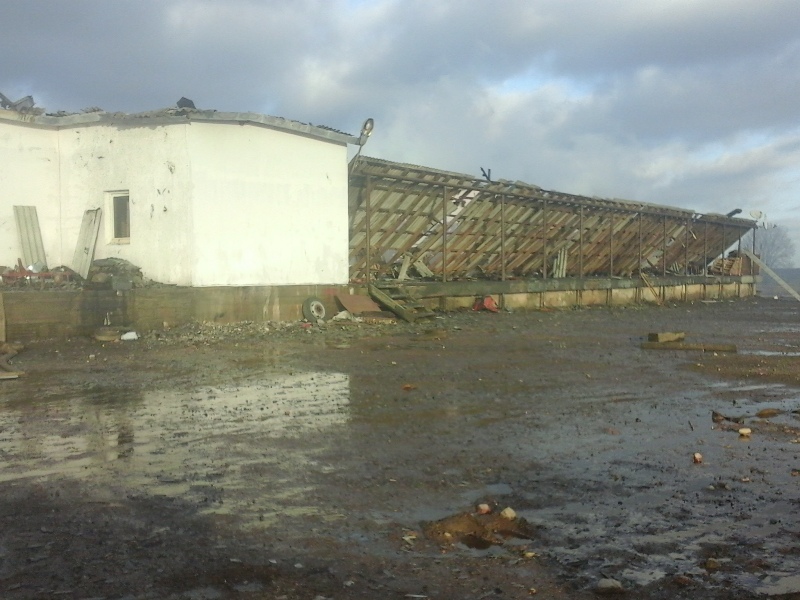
[350,155,757,228]
[0,107,360,146]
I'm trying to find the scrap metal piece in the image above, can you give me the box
[13,206,47,270]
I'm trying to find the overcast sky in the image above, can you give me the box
[2,0,798,264]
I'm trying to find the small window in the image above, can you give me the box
[106,191,130,243]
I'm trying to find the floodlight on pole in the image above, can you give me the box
[359,118,374,146]
[350,117,375,175]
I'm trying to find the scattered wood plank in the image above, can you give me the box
[0,372,20,380]
[641,342,737,353]
[397,254,412,281]
[647,332,686,343]
[640,272,664,306]
[72,208,102,279]
[368,285,417,322]
[413,259,434,278]
[743,250,800,302]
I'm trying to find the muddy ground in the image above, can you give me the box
[1,296,800,599]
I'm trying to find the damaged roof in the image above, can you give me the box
[0,102,360,146]
[348,156,756,281]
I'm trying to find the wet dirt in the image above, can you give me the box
[1,296,800,599]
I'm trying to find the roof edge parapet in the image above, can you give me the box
[0,107,359,146]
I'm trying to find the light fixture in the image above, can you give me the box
[359,118,374,146]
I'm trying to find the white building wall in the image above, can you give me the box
[0,117,60,268]
[1,114,351,287]
[186,122,350,286]
[56,122,195,285]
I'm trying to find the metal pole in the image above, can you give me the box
[579,206,584,277]
[637,212,642,274]
[662,215,667,276]
[442,186,449,283]
[703,221,708,275]
[721,223,726,263]
[684,217,689,275]
[542,200,548,279]
[500,195,506,281]
[608,212,614,276]
[365,176,372,284]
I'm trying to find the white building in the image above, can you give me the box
[0,107,359,286]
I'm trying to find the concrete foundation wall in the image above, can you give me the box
[1,285,351,341]
[418,276,756,314]
[0,276,757,341]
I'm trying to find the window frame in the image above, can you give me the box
[106,190,131,244]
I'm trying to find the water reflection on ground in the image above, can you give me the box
[0,372,349,523]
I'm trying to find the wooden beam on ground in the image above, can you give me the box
[369,285,417,322]
[641,342,737,353]
[648,332,685,343]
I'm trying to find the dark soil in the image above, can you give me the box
[2,296,800,599]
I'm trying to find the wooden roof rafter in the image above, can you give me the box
[349,156,756,282]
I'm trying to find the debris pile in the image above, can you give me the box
[0,91,43,115]
[0,263,77,289]
[421,504,536,550]
[87,258,146,288]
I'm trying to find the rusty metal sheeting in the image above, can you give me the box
[348,156,755,282]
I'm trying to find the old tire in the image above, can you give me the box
[302,297,326,321]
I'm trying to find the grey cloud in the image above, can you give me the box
[1,0,799,262]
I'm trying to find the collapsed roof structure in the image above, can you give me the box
[349,156,755,283]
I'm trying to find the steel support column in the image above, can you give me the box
[365,176,372,283]
[637,212,642,274]
[662,215,667,276]
[579,206,584,278]
[609,212,614,276]
[500,195,506,281]
[442,186,449,283]
[542,200,548,279]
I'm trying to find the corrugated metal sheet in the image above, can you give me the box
[13,206,47,269]
[71,208,102,279]
[349,156,756,282]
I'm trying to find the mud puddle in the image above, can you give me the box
[0,372,350,526]
[368,378,800,595]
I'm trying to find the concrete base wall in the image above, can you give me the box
[417,275,756,313]
[1,275,757,341]
[1,284,353,341]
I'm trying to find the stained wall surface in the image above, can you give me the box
[0,110,351,287]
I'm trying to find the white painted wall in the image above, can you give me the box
[56,121,195,285]
[187,122,350,286]
[0,117,60,269]
[0,112,351,287]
